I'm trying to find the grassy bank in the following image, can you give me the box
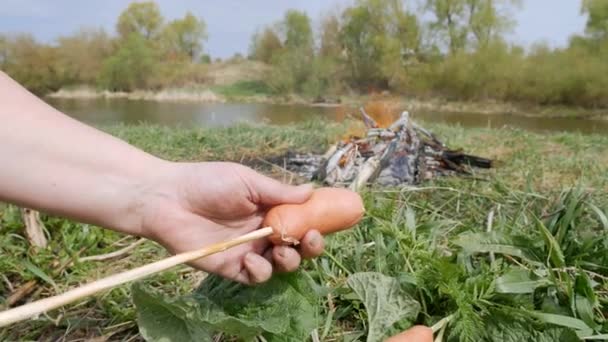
[47,81,288,104]
[1,120,607,340]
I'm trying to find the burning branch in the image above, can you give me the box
[278,109,492,190]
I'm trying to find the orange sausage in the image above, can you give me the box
[263,187,364,245]
[385,326,434,342]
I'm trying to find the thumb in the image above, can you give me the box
[244,169,313,206]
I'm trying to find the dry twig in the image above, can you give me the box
[79,239,146,262]
[20,208,47,248]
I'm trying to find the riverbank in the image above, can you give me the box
[48,85,608,120]
[1,120,606,340]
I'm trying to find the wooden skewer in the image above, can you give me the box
[0,227,274,328]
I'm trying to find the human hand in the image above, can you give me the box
[385,326,433,342]
[0,71,322,285]
[136,161,324,284]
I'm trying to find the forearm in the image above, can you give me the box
[0,71,169,236]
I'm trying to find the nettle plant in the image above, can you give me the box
[133,187,608,341]
[134,271,419,342]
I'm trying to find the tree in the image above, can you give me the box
[319,14,342,58]
[425,0,518,53]
[380,2,421,90]
[341,4,382,86]
[162,12,207,61]
[1,34,63,95]
[249,27,283,63]
[425,0,468,53]
[283,10,314,54]
[340,0,420,87]
[582,0,608,41]
[117,1,163,41]
[56,28,115,84]
[317,13,349,95]
[264,10,315,94]
[467,0,518,48]
[98,33,158,91]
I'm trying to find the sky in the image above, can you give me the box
[0,0,587,58]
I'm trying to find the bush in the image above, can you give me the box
[266,50,302,94]
[301,57,346,99]
[213,80,271,98]
[1,34,66,95]
[146,62,210,89]
[387,39,608,109]
[98,33,158,91]
[511,42,608,107]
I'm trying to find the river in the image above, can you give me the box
[46,98,608,135]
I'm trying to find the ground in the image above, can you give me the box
[0,119,606,341]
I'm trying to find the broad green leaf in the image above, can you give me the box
[581,334,608,340]
[588,203,608,230]
[487,324,579,342]
[574,274,600,330]
[486,310,580,342]
[575,295,599,331]
[535,217,565,268]
[531,312,592,332]
[397,272,417,286]
[133,285,213,342]
[134,272,318,342]
[453,232,541,263]
[575,273,598,307]
[495,268,551,294]
[347,272,420,342]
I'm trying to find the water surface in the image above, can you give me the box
[46,98,608,135]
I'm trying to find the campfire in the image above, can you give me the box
[281,108,492,190]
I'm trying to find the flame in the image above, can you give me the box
[334,105,349,122]
[342,122,367,141]
[362,100,401,128]
[333,105,365,140]
[334,99,403,141]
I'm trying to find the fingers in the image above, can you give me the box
[242,230,326,285]
[242,167,313,206]
[269,230,325,274]
[273,246,301,273]
[299,230,325,259]
[243,252,273,284]
[240,246,301,284]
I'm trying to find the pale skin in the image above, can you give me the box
[0,70,324,284]
[0,71,431,340]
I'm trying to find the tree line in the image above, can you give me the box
[250,0,608,108]
[0,2,208,94]
[1,0,607,109]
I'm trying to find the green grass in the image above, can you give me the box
[0,120,607,340]
[320,184,608,339]
[212,80,273,99]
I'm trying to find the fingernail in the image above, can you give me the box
[309,234,320,247]
[277,246,286,258]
